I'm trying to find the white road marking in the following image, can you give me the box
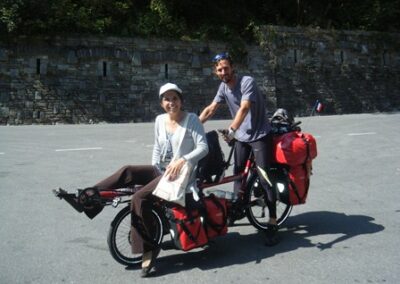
[347,132,376,136]
[0,152,4,155]
[55,147,103,152]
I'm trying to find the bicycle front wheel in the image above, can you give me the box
[245,175,292,231]
[107,205,164,267]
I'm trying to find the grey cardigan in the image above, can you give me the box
[152,112,209,190]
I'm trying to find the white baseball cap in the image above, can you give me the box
[159,83,182,98]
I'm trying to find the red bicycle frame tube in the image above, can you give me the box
[199,154,255,191]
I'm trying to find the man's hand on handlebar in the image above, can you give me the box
[218,129,236,146]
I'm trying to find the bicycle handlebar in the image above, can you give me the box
[217,129,228,135]
[217,129,236,147]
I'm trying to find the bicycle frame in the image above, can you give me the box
[198,144,255,198]
[98,188,138,207]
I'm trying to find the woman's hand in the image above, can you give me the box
[165,158,186,181]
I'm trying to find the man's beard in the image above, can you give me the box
[221,74,233,83]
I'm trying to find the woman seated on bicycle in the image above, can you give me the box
[130,83,208,277]
[56,83,208,277]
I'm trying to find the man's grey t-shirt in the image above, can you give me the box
[213,75,271,142]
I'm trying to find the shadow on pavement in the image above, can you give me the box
[283,211,385,250]
[152,210,384,277]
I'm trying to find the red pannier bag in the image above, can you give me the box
[202,194,228,239]
[167,206,208,251]
[273,131,317,205]
[287,164,311,204]
[273,131,317,166]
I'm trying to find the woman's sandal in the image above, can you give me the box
[140,247,161,278]
[53,188,84,213]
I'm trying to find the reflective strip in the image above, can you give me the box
[257,166,273,187]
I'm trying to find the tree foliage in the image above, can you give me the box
[1,0,399,41]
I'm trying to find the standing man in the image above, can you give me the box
[199,52,279,246]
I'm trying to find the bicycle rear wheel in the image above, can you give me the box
[107,205,164,267]
[245,175,292,230]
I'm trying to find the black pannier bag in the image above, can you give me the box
[196,131,225,184]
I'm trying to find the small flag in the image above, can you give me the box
[310,100,324,116]
[316,101,324,113]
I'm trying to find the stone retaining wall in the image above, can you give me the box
[0,26,399,125]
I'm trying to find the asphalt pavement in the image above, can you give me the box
[0,112,399,284]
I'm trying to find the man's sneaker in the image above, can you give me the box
[265,224,280,246]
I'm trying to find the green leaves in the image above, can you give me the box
[1,0,399,39]
[0,0,22,33]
